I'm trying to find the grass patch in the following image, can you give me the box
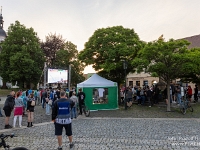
[92,103,200,118]
[0,89,20,97]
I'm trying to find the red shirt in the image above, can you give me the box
[187,87,192,95]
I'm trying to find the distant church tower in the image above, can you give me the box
[0,6,6,42]
[0,6,7,88]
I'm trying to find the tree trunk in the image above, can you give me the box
[167,80,171,111]
[1,80,8,89]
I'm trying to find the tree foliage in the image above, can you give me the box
[41,33,65,67]
[0,21,44,88]
[78,26,144,84]
[132,38,194,111]
[180,48,200,84]
[54,41,85,86]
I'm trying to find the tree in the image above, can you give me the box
[41,33,65,67]
[132,38,192,111]
[0,21,44,88]
[179,48,200,84]
[54,41,85,86]
[78,26,144,84]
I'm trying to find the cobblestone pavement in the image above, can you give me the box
[1,97,200,149]
[1,118,200,150]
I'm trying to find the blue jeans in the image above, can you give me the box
[170,94,173,103]
[177,93,181,104]
[141,95,145,105]
[46,103,50,114]
[0,108,3,116]
[71,107,77,118]
[42,98,46,108]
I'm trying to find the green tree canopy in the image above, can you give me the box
[78,26,144,84]
[0,21,44,88]
[132,38,193,111]
[179,48,200,84]
[54,41,85,86]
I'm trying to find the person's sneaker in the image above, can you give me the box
[149,106,151,107]
[70,143,74,149]
[57,147,62,150]
[4,125,12,129]
[4,125,9,129]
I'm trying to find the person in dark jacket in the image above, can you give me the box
[194,85,198,102]
[0,97,3,117]
[146,87,153,107]
[52,90,75,150]
[126,88,133,107]
[77,88,86,115]
[3,91,15,129]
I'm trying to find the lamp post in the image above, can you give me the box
[44,62,47,89]
[123,60,127,110]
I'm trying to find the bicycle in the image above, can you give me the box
[0,133,28,150]
[180,96,193,115]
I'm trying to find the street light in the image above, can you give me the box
[123,60,127,110]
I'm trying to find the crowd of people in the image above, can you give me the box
[0,87,87,150]
[120,83,199,107]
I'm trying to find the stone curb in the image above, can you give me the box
[1,117,200,133]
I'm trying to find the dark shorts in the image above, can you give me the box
[4,109,12,117]
[188,95,192,98]
[127,98,132,102]
[27,106,34,112]
[54,122,72,136]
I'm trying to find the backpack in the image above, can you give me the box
[53,92,58,101]
[42,92,47,98]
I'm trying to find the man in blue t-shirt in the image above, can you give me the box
[52,90,74,150]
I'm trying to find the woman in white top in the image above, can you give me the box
[13,91,24,128]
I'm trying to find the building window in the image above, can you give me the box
[143,80,148,86]
[129,81,133,87]
[136,81,140,86]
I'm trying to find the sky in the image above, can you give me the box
[1,0,200,73]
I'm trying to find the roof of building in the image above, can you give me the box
[181,34,200,49]
[0,28,6,38]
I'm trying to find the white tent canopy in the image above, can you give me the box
[77,74,117,88]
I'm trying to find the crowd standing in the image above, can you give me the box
[120,83,199,107]
[1,87,85,149]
